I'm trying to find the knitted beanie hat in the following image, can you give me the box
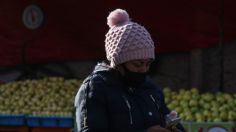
[105,9,155,67]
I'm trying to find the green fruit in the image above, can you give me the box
[203,103,211,109]
[203,110,210,117]
[213,118,222,122]
[219,112,227,121]
[175,107,183,113]
[180,100,189,108]
[228,111,236,121]
[202,93,214,102]
[163,87,171,94]
[190,88,199,94]
[185,114,194,121]
[189,100,198,107]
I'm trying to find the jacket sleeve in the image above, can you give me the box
[158,89,186,132]
[75,75,109,132]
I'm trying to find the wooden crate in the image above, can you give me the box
[0,126,29,132]
[31,127,71,132]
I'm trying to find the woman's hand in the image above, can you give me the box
[166,124,181,132]
[147,125,172,132]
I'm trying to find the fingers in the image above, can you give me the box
[147,125,172,132]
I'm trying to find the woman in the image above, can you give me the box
[75,9,185,132]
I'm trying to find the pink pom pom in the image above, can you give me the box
[107,9,130,28]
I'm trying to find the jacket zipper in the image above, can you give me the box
[123,95,133,125]
[150,94,167,126]
[150,94,160,110]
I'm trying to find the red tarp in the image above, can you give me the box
[0,0,235,66]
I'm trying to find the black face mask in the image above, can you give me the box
[122,66,147,87]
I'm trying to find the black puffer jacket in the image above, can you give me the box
[75,62,185,132]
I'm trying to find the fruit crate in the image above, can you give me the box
[0,114,25,126]
[182,121,236,132]
[26,116,74,128]
[0,126,29,132]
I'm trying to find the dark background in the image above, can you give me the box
[0,0,235,66]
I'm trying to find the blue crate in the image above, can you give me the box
[26,116,57,127]
[26,116,74,128]
[58,117,74,128]
[26,116,40,127]
[41,117,58,127]
[0,114,25,126]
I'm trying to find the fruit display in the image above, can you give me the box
[0,77,81,117]
[163,88,236,122]
[1,77,236,123]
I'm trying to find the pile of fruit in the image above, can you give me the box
[0,77,81,117]
[164,88,236,122]
[1,77,236,122]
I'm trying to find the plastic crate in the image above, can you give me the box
[31,127,71,132]
[182,121,236,132]
[26,116,73,128]
[58,117,74,128]
[0,114,25,126]
[0,126,29,132]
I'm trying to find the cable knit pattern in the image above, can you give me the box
[105,9,155,67]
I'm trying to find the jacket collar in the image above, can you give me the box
[92,61,153,91]
[92,62,124,86]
